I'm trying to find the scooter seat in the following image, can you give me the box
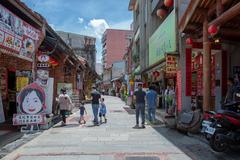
[219,110,240,119]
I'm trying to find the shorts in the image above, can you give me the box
[99,113,105,117]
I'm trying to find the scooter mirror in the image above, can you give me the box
[236,93,240,98]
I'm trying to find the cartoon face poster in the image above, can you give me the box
[17,83,46,115]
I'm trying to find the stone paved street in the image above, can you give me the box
[1,96,240,160]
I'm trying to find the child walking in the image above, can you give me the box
[99,98,107,123]
[79,102,87,124]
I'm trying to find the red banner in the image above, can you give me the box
[177,70,182,112]
[186,48,192,96]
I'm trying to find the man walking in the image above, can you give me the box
[133,83,146,129]
[91,86,101,125]
[146,86,158,124]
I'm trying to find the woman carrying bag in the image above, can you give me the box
[58,88,73,126]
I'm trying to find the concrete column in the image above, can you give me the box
[203,18,211,111]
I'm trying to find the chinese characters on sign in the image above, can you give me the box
[166,55,177,77]
[0,4,40,61]
[13,114,45,125]
[13,83,46,125]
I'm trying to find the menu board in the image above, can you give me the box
[0,4,40,60]
[0,67,7,100]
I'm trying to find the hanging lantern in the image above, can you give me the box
[186,38,193,46]
[208,24,218,36]
[164,0,174,7]
[156,9,167,19]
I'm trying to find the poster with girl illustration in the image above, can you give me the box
[17,83,46,115]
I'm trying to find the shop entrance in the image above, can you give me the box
[6,70,16,120]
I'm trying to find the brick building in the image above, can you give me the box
[102,29,133,69]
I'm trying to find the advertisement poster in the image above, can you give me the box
[0,91,5,123]
[16,77,29,92]
[166,55,177,77]
[57,83,73,97]
[0,4,40,61]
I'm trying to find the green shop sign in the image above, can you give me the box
[149,10,176,66]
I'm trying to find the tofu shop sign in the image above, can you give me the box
[149,9,176,66]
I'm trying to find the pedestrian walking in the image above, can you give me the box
[79,102,87,124]
[99,98,107,123]
[146,86,158,124]
[133,83,146,129]
[91,86,101,125]
[58,88,73,126]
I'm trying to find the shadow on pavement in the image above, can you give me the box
[53,124,80,128]
[152,126,240,160]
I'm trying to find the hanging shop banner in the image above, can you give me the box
[149,9,176,66]
[166,55,177,76]
[0,4,40,61]
[176,70,182,112]
[44,78,54,114]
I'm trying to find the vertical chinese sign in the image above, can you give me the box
[177,70,182,112]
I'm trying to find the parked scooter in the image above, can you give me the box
[202,93,240,152]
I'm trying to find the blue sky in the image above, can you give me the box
[21,0,133,63]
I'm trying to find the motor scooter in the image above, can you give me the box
[201,93,240,152]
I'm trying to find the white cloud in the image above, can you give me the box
[110,19,132,30]
[77,17,84,24]
[88,19,109,39]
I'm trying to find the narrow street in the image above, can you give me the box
[2,96,239,160]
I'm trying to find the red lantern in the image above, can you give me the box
[186,38,193,45]
[156,9,167,19]
[164,0,174,7]
[208,25,218,36]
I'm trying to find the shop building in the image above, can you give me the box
[0,0,45,123]
[178,0,240,112]
[129,0,178,109]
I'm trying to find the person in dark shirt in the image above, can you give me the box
[79,102,87,124]
[91,86,101,125]
[133,83,146,129]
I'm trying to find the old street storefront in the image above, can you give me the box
[0,2,44,123]
[37,25,85,114]
[179,0,240,112]
[142,9,178,109]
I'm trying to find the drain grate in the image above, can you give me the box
[123,107,135,114]
[125,156,160,160]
